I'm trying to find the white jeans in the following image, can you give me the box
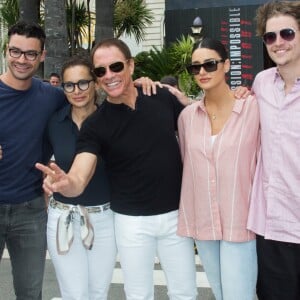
[114,210,197,300]
[47,205,117,300]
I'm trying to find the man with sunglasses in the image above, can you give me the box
[247,2,300,299]
[36,38,198,300]
[0,21,66,300]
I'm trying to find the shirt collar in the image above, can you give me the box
[57,103,100,122]
[197,96,246,115]
[274,67,300,87]
[57,104,72,122]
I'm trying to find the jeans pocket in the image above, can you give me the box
[24,196,46,210]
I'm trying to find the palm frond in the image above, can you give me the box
[114,0,154,43]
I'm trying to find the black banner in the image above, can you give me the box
[165,5,263,89]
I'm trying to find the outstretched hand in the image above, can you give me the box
[35,162,70,196]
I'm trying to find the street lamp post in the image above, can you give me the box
[191,16,203,43]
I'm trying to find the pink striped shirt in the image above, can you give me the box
[177,95,259,242]
[247,67,300,244]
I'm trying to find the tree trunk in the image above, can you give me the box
[18,0,39,23]
[44,0,69,79]
[87,0,91,52]
[95,0,114,44]
[70,0,76,56]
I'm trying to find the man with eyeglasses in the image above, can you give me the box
[0,21,66,300]
[247,2,300,299]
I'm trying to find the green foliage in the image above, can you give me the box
[133,51,149,80]
[170,35,194,71]
[0,0,199,98]
[179,70,201,98]
[66,0,92,50]
[134,35,201,97]
[0,0,153,55]
[134,46,176,81]
[114,0,154,43]
[0,0,19,27]
[0,0,18,56]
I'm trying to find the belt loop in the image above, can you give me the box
[49,195,56,208]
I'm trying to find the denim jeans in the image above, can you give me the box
[47,205,117,299]
[114,210,197,300]
[0,196,47,300]
[195,240,257,300]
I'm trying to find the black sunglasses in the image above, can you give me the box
[186,59,225,75]
[93,60,128,78]
[263,28,296,45]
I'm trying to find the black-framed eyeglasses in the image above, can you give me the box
[8,47,41,61]
[93,60,128,78]
[62,79,94,93]
[263,28,297,45]
[186,59,225,75]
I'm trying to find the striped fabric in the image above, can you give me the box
[177,96,260,242]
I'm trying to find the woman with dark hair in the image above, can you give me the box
[177,37,259,300]
[45,56,116,299]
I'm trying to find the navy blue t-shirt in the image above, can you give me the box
[0,78,66,204]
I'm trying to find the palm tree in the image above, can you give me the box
[95,0,114,43]
[134,46,175,81]
[94,0,154,44]
[44,0,69,78]
[66,0,91,54]
[86,0,92,51]
[113,0,154,43]
[0,0,19,27]
[1,0,155,76]
[134,35,201,97]
[18,0,39,23]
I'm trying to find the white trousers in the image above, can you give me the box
[114,210,197,300]
[47,206,117,300]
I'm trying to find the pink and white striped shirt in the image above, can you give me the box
[177,95,260,242]
[247,67,300,244]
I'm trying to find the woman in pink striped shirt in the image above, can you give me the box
[177,38,260,300]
